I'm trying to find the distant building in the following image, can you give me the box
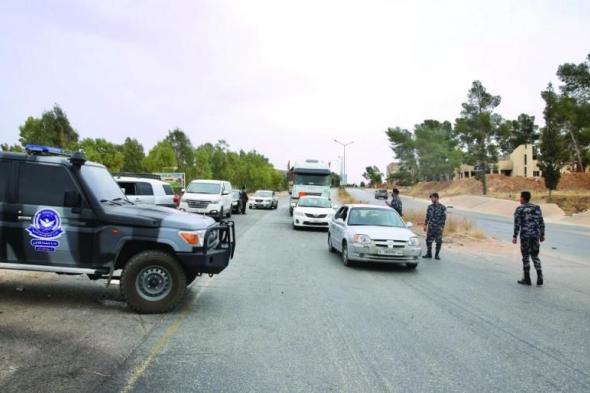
[457,144,544,179]
[386,162,400,177]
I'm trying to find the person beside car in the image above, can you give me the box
[240,186,249,214]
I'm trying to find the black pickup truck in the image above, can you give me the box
[0,145,235,313]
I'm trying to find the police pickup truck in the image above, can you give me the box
[0,145,235,313]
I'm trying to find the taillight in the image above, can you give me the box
[174,195,180,206]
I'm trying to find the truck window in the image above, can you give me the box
[18,164,77,207]
[0,161,9,202]
[163,184,174,195]
[135,182,154,196]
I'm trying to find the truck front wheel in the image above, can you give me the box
[121,250,187,314]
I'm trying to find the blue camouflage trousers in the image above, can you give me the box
[426,228,443,248]
[520,237,541,271]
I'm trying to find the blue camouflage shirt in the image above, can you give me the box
[513,202,545,239]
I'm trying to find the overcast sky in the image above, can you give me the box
[1,0,589,182]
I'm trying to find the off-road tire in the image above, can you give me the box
[121,250,187,314]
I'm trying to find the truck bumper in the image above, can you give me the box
[177,247,231,275]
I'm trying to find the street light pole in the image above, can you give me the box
[334,139,354,185]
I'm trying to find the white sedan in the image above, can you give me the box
[328,204,421,269]
[293,196,335,229]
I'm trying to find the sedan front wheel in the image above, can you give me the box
[342,242,352,267]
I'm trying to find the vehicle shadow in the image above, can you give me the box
[325,252,419,274]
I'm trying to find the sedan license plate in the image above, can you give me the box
[379,248,403,256]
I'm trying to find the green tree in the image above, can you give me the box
[500,113,539,152]
[362,166,383,187]
[385,127,418,184]
[1,143,24,152]
[414,120,463,181]
[540,55,590,171]
[330,172,341,187]
[454,81,504,195]
[79,138,125,173]
[120,137,145,172]
[143,140,177,172]
[19,104,79,149]
[537,125,568,202]
[165,128,195,178]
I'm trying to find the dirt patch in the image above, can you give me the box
[338,188,363,204]
[403,209,486,242]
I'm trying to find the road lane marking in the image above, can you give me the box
[119,278,211,393]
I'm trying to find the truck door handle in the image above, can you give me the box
[18,216,32,221]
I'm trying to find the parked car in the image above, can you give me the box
[116,175,178,208]
[374,188,388,200]
[328,204,420,269]
[293,196,335,229]
[231,189,242,214]
[249,190,278,209]
[0,145,235,313]
[179,180,233,220]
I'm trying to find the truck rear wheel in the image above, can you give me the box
[121,250,187,314]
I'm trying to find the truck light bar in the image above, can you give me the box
[25,144,68,156]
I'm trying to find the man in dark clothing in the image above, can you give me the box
[239,186,249,214]
[513,191,545,286]
[389,188,403,216]
[423,192,447,260]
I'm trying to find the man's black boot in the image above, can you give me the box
[422,247,432,259]
[536,270,543,286]
[435,244,442,260]
[518,270,532,286]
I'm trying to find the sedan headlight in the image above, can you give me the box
[408,237,420,246]
[178,230,207,247]
[294,210,304,217]
[352,234,372,245]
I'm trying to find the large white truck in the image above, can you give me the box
[288,159,332,216]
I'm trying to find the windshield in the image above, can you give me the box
[294,174,331,186]
[255,191,272,197]
[348,208,405,227]
[231,191,240,198]
[80,165,126,202]
[298,197,331,208]
[186,182,221,194]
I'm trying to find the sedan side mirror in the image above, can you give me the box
[406,222,414,228]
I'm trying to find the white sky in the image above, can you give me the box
[1,0,589,182]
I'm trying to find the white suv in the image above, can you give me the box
[180,180,233,220]
[116,176,178,208]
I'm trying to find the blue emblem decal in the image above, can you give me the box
[26,209,64,252]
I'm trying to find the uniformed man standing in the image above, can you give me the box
[423,192,447,260]
[512,191,545,286]
[240,186,249,214]
[389,188,403,216]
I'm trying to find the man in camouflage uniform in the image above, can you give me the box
[389,188,403,216]
[513,191,545,286]
[423,192,447,260]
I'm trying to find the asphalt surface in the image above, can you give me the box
[2,197,590,393]
[346,188,590,260]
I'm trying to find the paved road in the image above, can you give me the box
[3,198,590,393]
[347,188,590,260]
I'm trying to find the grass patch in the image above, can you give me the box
[403,209,487,241]
[338,187,363,204]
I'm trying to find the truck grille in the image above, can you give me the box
[186,200,209,209]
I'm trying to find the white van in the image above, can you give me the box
[116,176,178,208]
[179,180,233,220]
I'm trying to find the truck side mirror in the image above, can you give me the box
[64,190,82,208]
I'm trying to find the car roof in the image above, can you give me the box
[0,151,104,168]
[114,176,168,185]
[343,204,392,210]
[300,195,328,199]
[189,179,226,184]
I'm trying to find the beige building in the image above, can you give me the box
[386,162,400,177]
[457,144,542,179]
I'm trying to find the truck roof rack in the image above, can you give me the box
[113,172,162,180]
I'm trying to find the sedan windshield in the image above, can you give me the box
[348,208,405,227]
[298,197,331,208]
[231,191,240,199]
[186,182,220,194]
[255,191,272,197]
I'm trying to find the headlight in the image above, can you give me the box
[178,229,207,247]
[408,237,420,246]
[352,234,372,245]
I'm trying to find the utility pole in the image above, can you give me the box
[334,139,354,185]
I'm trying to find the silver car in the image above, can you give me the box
[249,190,279,209]
[328,204,421,269]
